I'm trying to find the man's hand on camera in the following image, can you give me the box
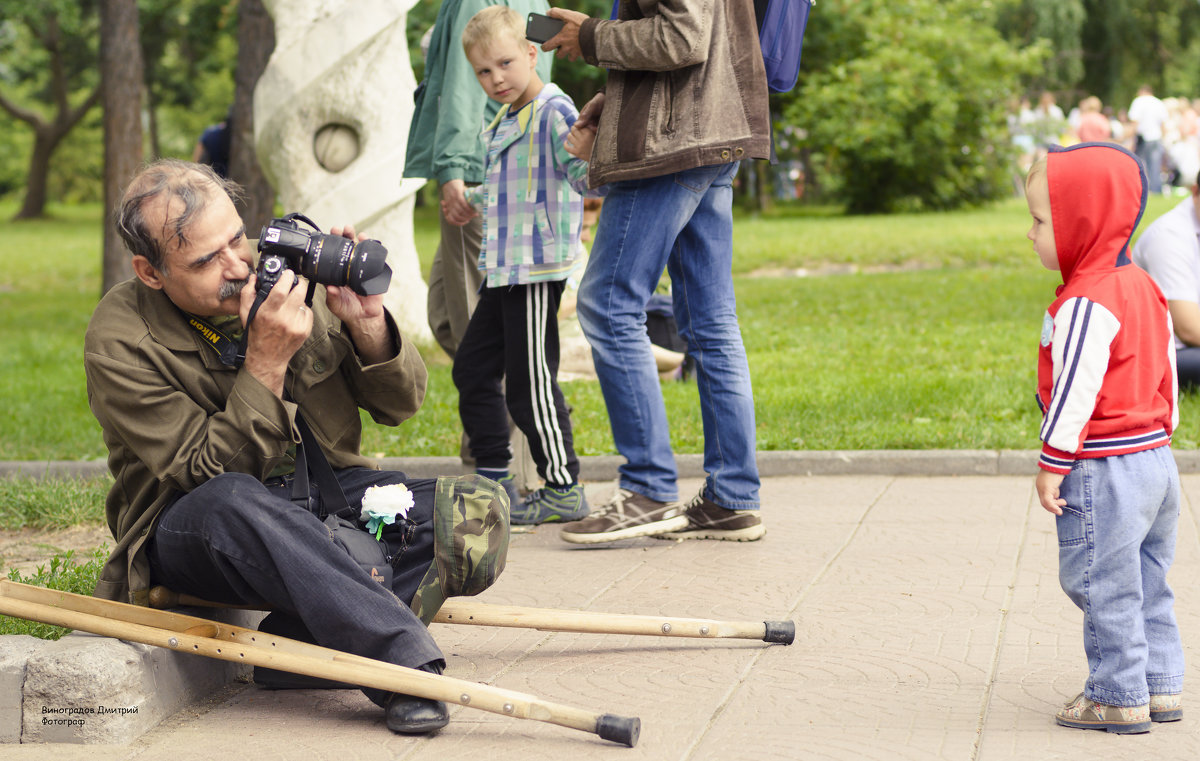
[239,269,313,397]
[543,8,588,61]
[327,224,394,365]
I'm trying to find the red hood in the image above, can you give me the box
[1047,143,1148,283]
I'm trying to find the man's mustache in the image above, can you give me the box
[219,277,249,300]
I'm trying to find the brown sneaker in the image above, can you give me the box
[658,489,765,541]
[559,488,688,544]
[1055,693,1151,734]
[1150,693,1182,722]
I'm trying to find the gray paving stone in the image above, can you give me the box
[1,471,1197,760]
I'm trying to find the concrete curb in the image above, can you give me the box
[0,608,264,745]
[6,449,1200,481]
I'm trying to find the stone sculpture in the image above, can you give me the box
[254,0,432,343]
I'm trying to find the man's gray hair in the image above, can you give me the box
[115,159,244,273]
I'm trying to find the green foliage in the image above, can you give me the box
[1016,0,1200,107]
[140,0,239,158]
[0,109,33,199]
[995,0,1085,95]
[1,548,108,640]
[0,1,99,95]
[790,0,1043,213]
[0,1,102,206]
[47,108,104,204]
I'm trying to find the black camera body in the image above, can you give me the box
[256,213,392,301]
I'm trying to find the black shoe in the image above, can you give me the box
[384,662,449,735]
[385,693,449,734]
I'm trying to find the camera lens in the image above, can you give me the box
[303,234,392,296]
[346,239,393,296]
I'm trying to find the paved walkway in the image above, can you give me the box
[5,472,1200,760]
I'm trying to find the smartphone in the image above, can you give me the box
[526,12,564,44]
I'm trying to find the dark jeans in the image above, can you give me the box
[1178,346,1200,389]
[147,468,443,706]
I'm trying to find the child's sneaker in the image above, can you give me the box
[1150,693,1182,722]
[658,488,765,541]
[495,474,522,511]
[511,484,589,525]
[1055,693,1151,734]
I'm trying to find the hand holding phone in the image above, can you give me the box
[526,12,565,44]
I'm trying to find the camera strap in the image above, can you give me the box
[290,408,352,520]
[186,312,351,519]
[186,314,246,368]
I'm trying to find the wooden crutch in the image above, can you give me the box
[0,581,640,747]
[147,586,796,645]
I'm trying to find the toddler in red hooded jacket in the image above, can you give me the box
[1026,143,1184,733]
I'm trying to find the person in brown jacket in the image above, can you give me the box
[541,1,770,544]
[84,159,502,735]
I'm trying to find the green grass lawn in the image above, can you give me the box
[1,191,1194,466]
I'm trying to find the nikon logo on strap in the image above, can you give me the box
[186,314,245,367]
[188,317,222,346]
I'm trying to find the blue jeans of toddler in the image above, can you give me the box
[1056,446,1184,706]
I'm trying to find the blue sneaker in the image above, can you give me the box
[495,474,522,512]
[511,484,590,525]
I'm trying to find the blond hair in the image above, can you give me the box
[462,6,528,56]
[1025,157,1047,195]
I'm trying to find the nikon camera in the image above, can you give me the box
[256,213,392,300]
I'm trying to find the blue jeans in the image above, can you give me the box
[1176,346,1200,389]
[1136,138,1165,194]
[1056,447,1184,706]
[576,162,759,508]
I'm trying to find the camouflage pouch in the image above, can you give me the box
[409,474,510,625]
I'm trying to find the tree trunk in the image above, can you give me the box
[14,133,55,220]
[99,0,145,294]
[231,0,277,234]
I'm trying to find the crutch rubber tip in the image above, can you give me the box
[763,620,795,645]
[596,714,640,747]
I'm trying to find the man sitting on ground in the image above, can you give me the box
[85,159,507,735]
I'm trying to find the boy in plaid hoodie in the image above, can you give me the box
[446,5,600,524]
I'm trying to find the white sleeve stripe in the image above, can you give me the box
[1040,297,1120,452]
[1041,298,1089,440]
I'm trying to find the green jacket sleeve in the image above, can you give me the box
[411,0,552,185]
[430,0,495,185]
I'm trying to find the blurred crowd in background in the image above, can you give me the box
[1010,88,1200,194]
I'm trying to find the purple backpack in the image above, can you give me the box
[755,0,811,93]
[611,1,812,94]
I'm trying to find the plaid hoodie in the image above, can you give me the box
[465,83,600,287]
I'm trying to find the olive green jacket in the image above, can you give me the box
[84,279,426,605]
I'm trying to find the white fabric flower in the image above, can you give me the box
[359,484,415,538]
